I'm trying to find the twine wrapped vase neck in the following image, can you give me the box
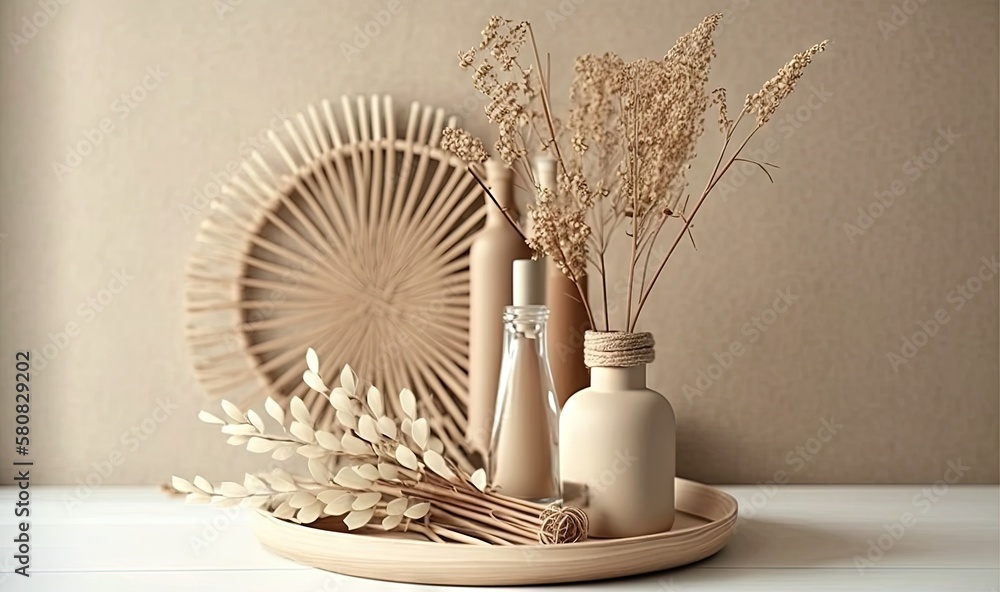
[583,331,655,368]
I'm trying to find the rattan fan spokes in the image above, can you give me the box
[185,95,484,470]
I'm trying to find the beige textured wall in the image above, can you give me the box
[0,0,997,486]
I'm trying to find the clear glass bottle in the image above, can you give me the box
[488,260,561,504]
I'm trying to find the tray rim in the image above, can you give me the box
[251,478,739,584]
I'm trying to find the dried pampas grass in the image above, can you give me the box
[442,14,830,333]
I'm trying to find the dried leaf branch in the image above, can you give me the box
[175,349,587,545]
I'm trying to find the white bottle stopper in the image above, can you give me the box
[535,155,557,192]
[512,259,547,306]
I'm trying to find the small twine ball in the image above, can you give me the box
[538,505,589,544]
[583,331,655,368]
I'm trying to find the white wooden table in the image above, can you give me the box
[1,485,996,590]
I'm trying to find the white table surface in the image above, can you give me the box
[0,485,996,591]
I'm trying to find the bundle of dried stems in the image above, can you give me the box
[174,349,587,545]
[442,14,828,333]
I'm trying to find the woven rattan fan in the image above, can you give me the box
[186,95,485,470]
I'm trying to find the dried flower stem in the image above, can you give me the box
[630,111,762,330]
[447,16,828,333]
[467,165,532,248]
[526,23,567,174]
[625,79,641,328]
[434,500,536,541]
[384,480,542,544]
[413,524,448,544]
[599,251,610,330]
[554,241,598,329]
[394,482,540,534]
[418,479,542,528]
[432,520,522,546]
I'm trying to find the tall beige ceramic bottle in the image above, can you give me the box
[559,331,676,538]
[467,160,532,459]
[535,156,591,406]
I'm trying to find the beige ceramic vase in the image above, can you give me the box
[535,156,590,405]
[467,160,532,457]
[559,331,676,538]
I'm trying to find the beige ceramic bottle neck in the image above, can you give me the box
[536,155,557,192]
[590,365,647,390]
[485,160,517,227]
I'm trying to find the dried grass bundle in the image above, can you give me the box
[442,14,829,332]
[174,349,587,545]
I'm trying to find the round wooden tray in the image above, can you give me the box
[252,478,738,586]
